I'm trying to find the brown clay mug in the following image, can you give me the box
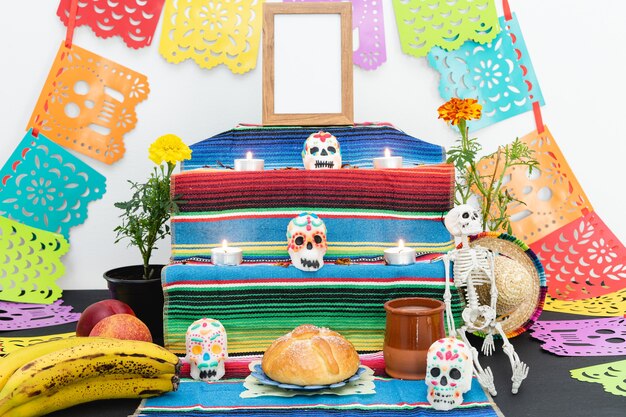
[383,297,446,379]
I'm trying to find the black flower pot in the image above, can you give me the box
[103,265,165,346]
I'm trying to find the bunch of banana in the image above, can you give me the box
[0,336,181,417]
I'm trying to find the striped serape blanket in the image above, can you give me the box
[134,377,500,416]
[162,262,463,356]
[170,165,455,262]
[181,124,445,171]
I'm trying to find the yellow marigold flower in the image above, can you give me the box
[437,98,482,126]
[148,134,192,165]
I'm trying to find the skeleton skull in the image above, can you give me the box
[286,213,327,271]
[425,337,473,411]
[302,131,342,170]
[444,204,483,237]
[185,318,227,381]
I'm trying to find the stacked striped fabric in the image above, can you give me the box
[182,124,446,170]
[164,125,460,356]
[171,166,455,262]
[163,262,464,355]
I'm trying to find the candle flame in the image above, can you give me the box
[222,239,228,249]
[398,239,404,249]
[384,148,391,158]
[246,151,253,160]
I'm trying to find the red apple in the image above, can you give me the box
[89,314,152,342]
[76,299,135,337]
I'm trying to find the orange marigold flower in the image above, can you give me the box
[437,98,482,125]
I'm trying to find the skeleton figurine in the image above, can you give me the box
[442,205,528,395]
[286,213,328,272]
[184,318,228,381]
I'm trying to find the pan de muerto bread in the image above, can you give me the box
[261,324,360,386]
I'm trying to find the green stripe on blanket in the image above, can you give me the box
[163,264,463,355]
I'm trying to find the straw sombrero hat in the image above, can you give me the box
[466,232,547,338]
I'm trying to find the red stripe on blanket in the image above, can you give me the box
[172,213,446,223]
[178,352,387,378]
[171,167,455,214]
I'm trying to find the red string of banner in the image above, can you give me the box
[502,0,513,21]
[65,0,80,48]
[533,101,545,133]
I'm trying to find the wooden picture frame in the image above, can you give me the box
[262,2,353,126]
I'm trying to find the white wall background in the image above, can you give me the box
[1,1,624,290]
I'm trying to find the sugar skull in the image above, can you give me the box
[302,131,342,169]
[425,337,473,411]
[185,318,227,381]
[286,213,327,272]
[444,204,483,238]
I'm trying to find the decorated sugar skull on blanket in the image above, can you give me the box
[302,131,342,169]
[185,318,227,381]
[287,213,327,271]
[425,337,473,411]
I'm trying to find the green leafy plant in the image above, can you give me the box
[114,134,191,279]
[439,98,539,233]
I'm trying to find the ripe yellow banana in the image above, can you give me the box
[2,373,179,417]
[0,335,87,391]
[0,337,180,415]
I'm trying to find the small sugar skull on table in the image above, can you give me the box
[425,337,473,411]
[185,318,227,381]
[302,131,342,170]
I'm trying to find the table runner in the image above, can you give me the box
[135,377,501,417]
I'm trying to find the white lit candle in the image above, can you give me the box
[373,148,403,169]
[384,239,416,265]
[211,240,243,266]
[234,151,264,171]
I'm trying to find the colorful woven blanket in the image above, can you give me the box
[170,165,454,262]
[162,262,463,355]
[181,124,445,171]
[134,377,500,416]
[165,125,461,360]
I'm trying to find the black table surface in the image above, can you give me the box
[2,290,624,417]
